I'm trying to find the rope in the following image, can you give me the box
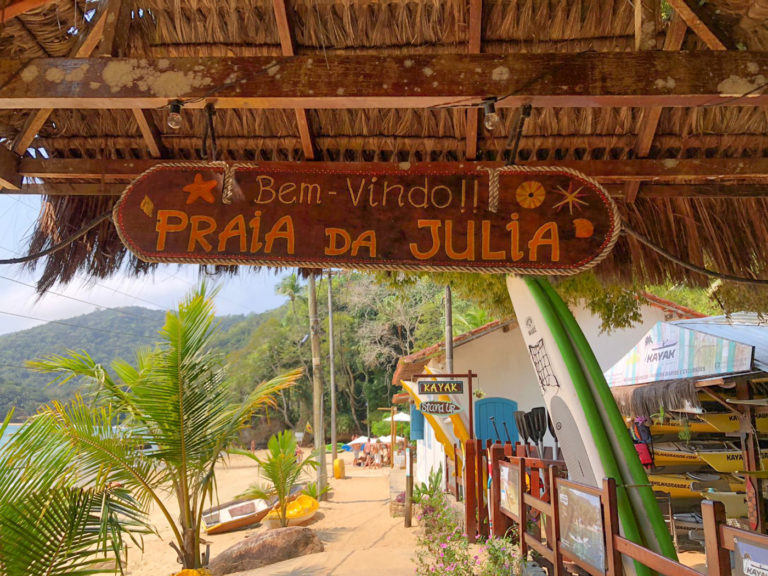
[0,210,112,265]
[505,104,532,167]
[622,223,768,286]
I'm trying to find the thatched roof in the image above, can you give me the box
[2,0,768,290]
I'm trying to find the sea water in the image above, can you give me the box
[0,423,21,448]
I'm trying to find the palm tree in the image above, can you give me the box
[234,430,318,528]
[3,283,302,572]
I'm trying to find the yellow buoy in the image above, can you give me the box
[333,457,346,479]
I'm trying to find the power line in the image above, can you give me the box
[0,274,159,323]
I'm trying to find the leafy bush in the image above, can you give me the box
[412,465,443,504]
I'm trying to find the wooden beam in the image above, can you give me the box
[625,14,688,203]
[93,0,129,57]
[0,0,50,23]
[11,5,112,155]
[0,145,21,190]
[18,158,768,185]
[465,0,483,160]
[665,0,733,50]
[15,181,768,199]
[132,109,164,158]
[272,0,314,159]
[2,53,768,110]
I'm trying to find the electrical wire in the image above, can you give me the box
[0,210,112,266]
[622,222,768,286]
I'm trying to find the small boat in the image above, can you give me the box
[651,442,707,471]
[202,498,273,534]
[263,495,319,529]
[648,474,701,499]
[698,412,768,434]
[650,441,768,473]
[625,417,718,436]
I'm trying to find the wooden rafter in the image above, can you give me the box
[11,182,768,199]
[624,14,688,203]
[634,0,660,50]
[16,158,768,184]
[0,0,50,23]
[273,0,315,160]
[465,0,482,160]
[11,4,111,156]
[664,0,734,50]
[2,53,767,109]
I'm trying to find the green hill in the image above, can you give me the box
[0,306,277,420]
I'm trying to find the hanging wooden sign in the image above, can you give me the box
[113,162,620,274]
[420,401,463,416]
[418,380,464,395]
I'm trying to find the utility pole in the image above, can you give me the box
[327,270,338,466]
[445,285,454,373]
[307,271,328,498]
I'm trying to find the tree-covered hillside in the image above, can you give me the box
[0,306,274,419]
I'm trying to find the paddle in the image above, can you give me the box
[489,416,502,443]
[531,407,548,458]
[514,411,530,456]
[523,411,538,457]
[547,411,559,460]
[502,421,513,444]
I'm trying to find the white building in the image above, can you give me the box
[393,294,703,485]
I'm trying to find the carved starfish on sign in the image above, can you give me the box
[183,173,218,204]
[553,181,588,214]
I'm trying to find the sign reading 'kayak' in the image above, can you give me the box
[418,380,464,395]
[420,401,463,415]
[113,162,620,273]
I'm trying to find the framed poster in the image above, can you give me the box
[736,538,768,576]
[558,485,606,573]
[499,462,520,518]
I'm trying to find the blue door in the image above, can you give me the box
[474,397,519,443]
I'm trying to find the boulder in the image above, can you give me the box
[208,526,324,575]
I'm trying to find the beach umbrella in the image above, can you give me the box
[378,435,405,443]
[346,436,370,446]
[382,412,411,423]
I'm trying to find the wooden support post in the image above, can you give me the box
[737,381,765,533]
[665,0,734,50]
[602,477,622,576]
[476,439,488,537]
[490,444,506,537]
[0,145,21,190]
[464,439,478,542]
[701,500,730,576]
[548,467,563,576]
[0,0,52,23]
[405,445,413,528]
[518,458,528,558]
[465,0,483,160]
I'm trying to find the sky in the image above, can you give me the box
[0,194,288,335]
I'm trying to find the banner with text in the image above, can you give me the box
[114,162,620,274]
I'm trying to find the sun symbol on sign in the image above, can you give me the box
[553,182,589,215]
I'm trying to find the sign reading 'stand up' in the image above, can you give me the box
[113,162,620,273]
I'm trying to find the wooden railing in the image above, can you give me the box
[476,440,768,576]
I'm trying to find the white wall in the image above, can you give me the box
[415,418,446,485]
[415,301,687,462]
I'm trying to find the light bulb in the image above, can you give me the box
[167,101,183,130]
[483,100,499,131]
[484,111,499,131]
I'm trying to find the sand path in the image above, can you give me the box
[127,450,417,576]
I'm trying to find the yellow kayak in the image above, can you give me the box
[648,474,701,499]
[699,412,768,434]
[697,451,768,474]
[263,495,319,529]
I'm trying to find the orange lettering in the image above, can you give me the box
[351,230,377,257]
[481,220,505,260]
[265,215,294,254]
[255,176,276,204]
[218,215,247,252]
[528,222,560,262]
[445,220,475,260]
[156,210,188,251]
[249,211,263,252]
[325,228,352,256]
[505,214,524,261]
[410,220,441,260]
[188,215,217,252]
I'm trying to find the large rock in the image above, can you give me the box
[208,526,324,575]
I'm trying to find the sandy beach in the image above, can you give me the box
[126,449,417,576]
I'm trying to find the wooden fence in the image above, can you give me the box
[455,440,768,576]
